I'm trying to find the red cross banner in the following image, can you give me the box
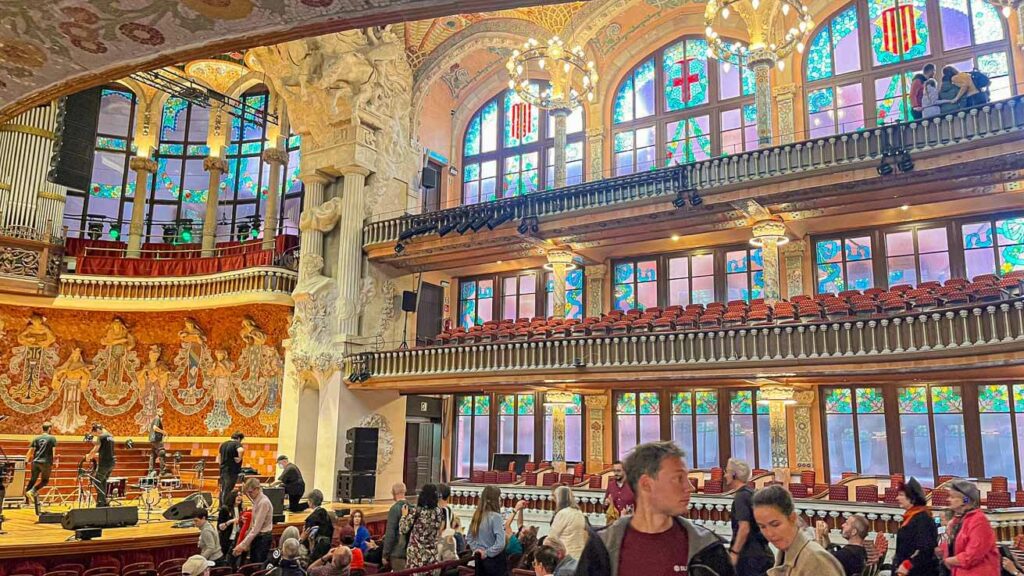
[673,58,700,103]
[881,4,920,56]
[511,101,533,140]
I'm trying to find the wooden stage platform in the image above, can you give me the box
[0,499,391,566]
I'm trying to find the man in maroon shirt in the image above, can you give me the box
[603,461,635,515]
[576,441,734,576]
[909,64,935,120]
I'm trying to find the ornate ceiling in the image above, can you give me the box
[0,0,571,122]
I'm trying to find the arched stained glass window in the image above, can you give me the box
[804,1,1012,137]
[461,86,585,205]
[611,36,757,176]
[150,96,211,238]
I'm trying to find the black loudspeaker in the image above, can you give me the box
[345,427,378,473]
[421,166,439,189]
[344,455,378,471]
[263,486,285,523]
[162,492,213,520]
[402,291,418,313]
[346,427,379,444]
[336,471,376,501]
[47,88,103,191]
[62,506,138,530]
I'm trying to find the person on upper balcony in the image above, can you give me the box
[909,64,936,121]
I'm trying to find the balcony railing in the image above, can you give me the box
[354,297,1024,379]
[0,221,66,296]
[364,96,1024,247]
[58,266,297,301]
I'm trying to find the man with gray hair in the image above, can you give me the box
[576,441,734,576]
[543,536,579,576]
[268,539,305,576]
[815,514,869,576]
[381,482,408,570]
[726,458,772,575]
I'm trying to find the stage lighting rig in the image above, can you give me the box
[130,68,278,127]
[469,209,493,232]
[487,206,516,230]
[517,215,540,235]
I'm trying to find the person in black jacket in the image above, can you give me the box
[892,478,939,576]
[273,455,307,512]
[575,441,734,576]
[217,489,243,566]
[302,490,335,563]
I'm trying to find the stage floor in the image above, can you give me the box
[0,500,392,560]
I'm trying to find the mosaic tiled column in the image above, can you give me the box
[546,391,575,473]
[773,84,797,144]
[551,108,571,188]
[585,264,607,317]
[749,49,778,146]
[751,219,790,302]
[547,250,574,319]
[126,156,157,258]
[261,146,288,250]
[584,394,608,473]
[792,390,816,470]
[782,239,806,300]
[760,385,795,470]
[201,156,228,256]
[587,129,604,181]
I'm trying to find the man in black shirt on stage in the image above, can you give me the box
[217,432,245,507]
[149,407,166,476]
[25,422,57,507]
[86,423,116,507]
[272,455,307,512]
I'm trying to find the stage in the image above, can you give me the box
[0,500,392,565]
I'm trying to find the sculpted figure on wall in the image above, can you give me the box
[205,349,235,433]
[7,314,59,404]
[52,347,92,433]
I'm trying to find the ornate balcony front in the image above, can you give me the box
[0,223,65,297]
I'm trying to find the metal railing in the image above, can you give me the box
[58,267,297,301]
[354,297,1024,379]
[363,95,1024,246]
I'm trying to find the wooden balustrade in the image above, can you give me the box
[364,96,1024,246]
[58,266,297,301]
[355,297,1024,379]
[0,222,65,296]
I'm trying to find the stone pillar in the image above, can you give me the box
[551,109,570,188]
[298,173,332,270]
[585,264,607,318]
[337,167,371,337]
[752,219,789,302]
[587,129,604,182]
[748,50,778,146]
[584,394,608,473]
[261,146,288,250]
[782,239,806,300]
[546,391,575,474]
[792,390,816,470]
[759,384,795,470]
[201,156,228,256]
[773,84,797,145]
[126,156,158,257]
[547,250,575,319]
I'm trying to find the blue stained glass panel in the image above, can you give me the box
[807,26,834,82]
[664,39,709,112]
[161,97,189,142]
[613,76,634,124]
[635,59,656,119]
[464,115,481,156]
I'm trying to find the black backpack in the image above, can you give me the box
[970,69,990,90]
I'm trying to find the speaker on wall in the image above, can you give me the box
[346,427,379,443]
[421,166,439,190]
[47,87,103,191]
[401,291,418,313]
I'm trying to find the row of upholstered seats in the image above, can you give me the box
[428,272,1024,347]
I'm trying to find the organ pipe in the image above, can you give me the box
[0,101,67,234]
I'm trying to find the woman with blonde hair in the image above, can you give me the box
[467,485,506,576]
[549,485,588,559]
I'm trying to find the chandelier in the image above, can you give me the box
[704,0,815,69]
[983,0,1023,17]
[506,36,598,111]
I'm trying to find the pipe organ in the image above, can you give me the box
[0,102,67,234]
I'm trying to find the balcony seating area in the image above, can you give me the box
[431,272,1024,347]
[69,235,299,277]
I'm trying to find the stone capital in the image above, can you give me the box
[586,127,604,139]
[261,147,289,165]
[759,384,796,402]
[585,264,607,278]
[793,389,815,406]
[772,83,798,99]
[545,390,577,405]
[546,249,575,266]
[781,238,806,257]
[203,156,228,174]
[129,156,158,174]
[584,394,608,409]
[338,166,372,178]
[300,172,334,188]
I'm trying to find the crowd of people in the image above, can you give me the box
[191,441,1024,576]
[909,63,991,120]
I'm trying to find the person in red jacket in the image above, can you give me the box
[942,479,1000,576]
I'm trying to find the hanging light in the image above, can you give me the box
[722,6,730,19]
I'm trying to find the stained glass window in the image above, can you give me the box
[668,253,715,306]
[545,269,585,320]
[823,387,890,481]
[616,391,662,460]
[667,116,712,164]
[885,226,951,286]
[977,384,1021,487]
[150,96,210,239]
[962,217,1024,278]
[726,248,764,302]
[613,59,656,124]
[614,260,658,312]
[614,127,657,175]
[544,393,584,462]
[501,273,538,321]
[808,83,866,137]
[459,278,495,329]
[729,390,772,470]
[671,390,719,469]
[815,235,874,293]
[719,105,759,154]
[455,394,491,478]
[898,385,966,486]
[498,394,536,460]
[462,87,584,204]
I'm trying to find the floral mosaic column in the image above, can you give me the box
[551,109,571,188]
[547,250,575,319]
[585,264,606,318]
[126,156,157,258]
[584,394,608,473]
[546,391,576,473]
[773,84,797,145]
[748,49,778,146]
[201,156,228,256]
[792,389,816,470]
[751,219,790,302]
[587,129,604,182]
[759,384,795,470]
[782,239,806,300]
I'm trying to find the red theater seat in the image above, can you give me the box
[828,485,849,501]
[790,483,809,498]
[855,485,879,503]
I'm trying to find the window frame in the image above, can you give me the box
[613,391,664,461]
[819,385,899,481]
[976,383,1024,490]
[669,389,722,470]
[496,393,538,461]
[453,393,493,479]
[727,388,774,471]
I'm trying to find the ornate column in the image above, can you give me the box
[126,156,158,257]
[792,389,816,470]
[748,50,778,146]
[782,239,806,300]
[587,128,604,182]
[298,173,332,270]
[546,250,575,319]
[551,109,571,188]
[751,218,789,302]
[773,84,797,144]
[201,156,228,256]
[584,394,608,473]
[261,146,288,250]
[546,391,575,473]
[585,264,607,317]
[759,384,795,470]
[337,166,371,338]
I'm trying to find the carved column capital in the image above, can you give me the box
[793,389,816,406]
[337,166,372,178]
[772,83,798,98]
[300,172,334,188]
[584,394,608,409]
[128,156,158,174]
[203,156,228,173]
[261,147,289,165]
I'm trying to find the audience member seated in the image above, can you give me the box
[267,539,306,576]
[347,510,376,555]
[181,555,215,576]
[531,545,561,576]
[752,485,843,576]
[306,546,352,576]
[267,527,302,569]
[302,490,334,563]
[337,528,363,573]
[540,537,578,576]
[815,514,869,576]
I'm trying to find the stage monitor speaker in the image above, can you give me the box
[38,511,63,524]
[421,166,439,190]
[401,291,418,313]
[263,486,285,520]
[346,427,379,443]
[162,492,213,520]
[336,471,376,501]
[76,528,103,541]
[47,88,103,191]
[62,506,139,530]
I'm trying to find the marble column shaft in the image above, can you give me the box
[201,156,228,256]
[337,168,370,337]
[126,156,158,258]
[261,148,288,250]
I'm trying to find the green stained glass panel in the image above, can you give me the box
[972,1,1004,44]
[499,394,515,415]
[663,39,709,112]
[672,392,693,415]
[618,392,637,415]
[695,391,718,415]
[614,132,633,153]
[287,135,301,149]
[898,386,928,413]
[1014,385,1024,412]
[978,385,1010,413]
[613,76,635,124]
[458,396,473,415]
[931,386,962,413]
[856,388,885,413]
[807,27,834,82]
[639,392,660,414]
[731,390,753,415]
[518,394,535,415]
[464,115,481,157]
[96,137,127,151]
[474,395,490,415]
